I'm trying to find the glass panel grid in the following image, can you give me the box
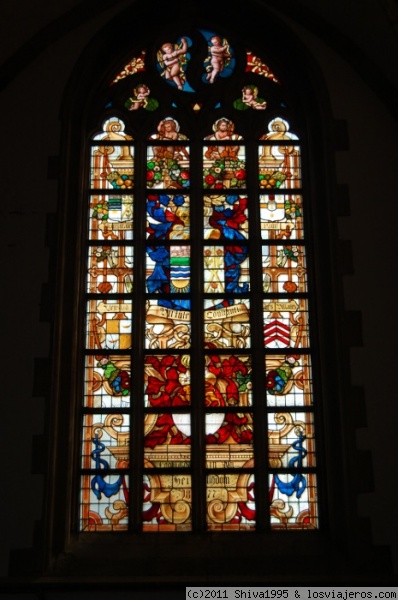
[80,75,320,533]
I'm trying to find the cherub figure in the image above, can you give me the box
[125,84,158,112]
[126,84,150,110]
[242,86,267,109]
[150,117,189,161]
[204,118,241,160]
[233,85,267,111]
[205,36,231,83]
[159,38,188,90]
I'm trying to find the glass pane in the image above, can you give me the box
[147,147,190,189]
[80,413,130,531]
[204,194,248,240]
[262,244,306,294]
[86,299,132,350]
[204,354,252,407]
[146,245,190,294]
[259,118,300,190]
[87,245,133,294]
[268,411,316,469]
[201,32,235,84]
[263,297,310,348]
[84,355,131,408]
[89,194,133,241]
[147,118,189,189]
[260,194,304,240]
[145,299,191,349]
[206,473,255,531]
[206,412,253,463]
[146,193,190,239]
[80,473,129,531]
[90,144,134,190]
[233,85,268,111]
[258,144,301,189]
[203,147,246,189]
[111,50,146,84]
[124,83,159,111]
[269,472,318,530]
[204,245,249,294]
[91,118,134,190]
[265,354,313,407]
[82,413,130,469]
[245,50,279,82]
[144,413,191,463]
[204,299,251,349]
[144,354,191,407]
[92,117,134,141]
[204,118,245,190]
[143,473,192,531]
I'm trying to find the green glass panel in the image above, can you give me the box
[233,84,267,110]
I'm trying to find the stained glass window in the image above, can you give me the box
[80,29,319,533]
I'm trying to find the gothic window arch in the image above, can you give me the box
[78,26,321,535]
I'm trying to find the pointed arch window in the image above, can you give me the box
[80,30,319,533]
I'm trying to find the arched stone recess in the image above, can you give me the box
[19,0,391,583]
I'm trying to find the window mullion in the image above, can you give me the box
[190,136,206,532]
[130,139,146,532]
[247,138,269,532]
